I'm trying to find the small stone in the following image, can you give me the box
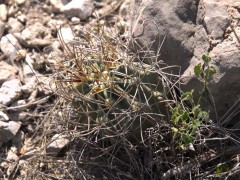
[0,4,7,22]
[46,134,70,156]
[71,17,80,24]
[0,34,22,61]
[0,79,22,106]
[11,99,26,107]
[17,14,26,23]
[15,0,26,6]
[6,149,19,162]
[0,111,9,122]
[8,4,18,18]
[8,17,24,33]
[0,120,21,145]
[58,26,74,44]
[53,0,94,20]
[0,61,18,85]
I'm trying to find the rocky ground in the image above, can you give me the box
[0,0,240,179]
[0,0,130,178]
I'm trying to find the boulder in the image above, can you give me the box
[131,0,240,121]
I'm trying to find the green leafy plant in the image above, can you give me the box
[171,54,216,148]
[194,54,216,103]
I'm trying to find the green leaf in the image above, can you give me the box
[182,133,193,144]
[181,91,193,101]
[192,119,201,127]
[202,54,211,63]
[194,63,202,78]
[200,91,207,98]
[206,66,216,80]
[180,111,189,121]
[216,164,229,174]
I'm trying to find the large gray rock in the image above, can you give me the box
[132,0,200,71]
[131,0,240,121]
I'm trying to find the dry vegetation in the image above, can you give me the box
[1,1,240,179]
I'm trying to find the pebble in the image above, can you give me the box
[50,0,94,20]
[0,4,8,22]
[15,0,26,6]
[8,17,24,33]
[46,134,70,156]
[0,120,21,145]
[0,79,22,106]
[0,33,22,61]
[58,26,75,44]
[0,61,18,85]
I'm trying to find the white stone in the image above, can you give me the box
[15,0,26,5]
[47,134,70,156]
[0,111,9,122]
[0,79,22,106]
[0,34,22,61]
[51,0,94,20]
[58,26,74,44]
[0,4,7,22]
[71,16,80,23]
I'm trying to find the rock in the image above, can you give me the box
[0,33,22,61]
[71,16,80,24]
[46,134,70,156]
[8,4,18,18]
[132,0,197,72]
[0,79,22,106]
[57,26,74,44]
[15,0,26,6]
[0,111,9,122]
[8,17,24,33]
[0,120,21,145]
[17,14,26,24]
[12,130,25,152]
[15,22,52,48]
[203,0,230,41]
[0,4,7,22]
[0,61,18,85]
[0,22,5,39]
[50,0,94,20]
[131,0,240,121]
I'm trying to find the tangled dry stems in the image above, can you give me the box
[12,24,240,180]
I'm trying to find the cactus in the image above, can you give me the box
[54,25,175,141]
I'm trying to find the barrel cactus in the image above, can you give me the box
[54,25,177,142]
